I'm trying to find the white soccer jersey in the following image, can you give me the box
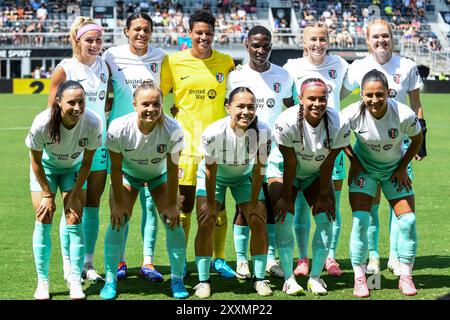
[106,113,184,181]
[343,54,423,105]
[226,63,294,129]
[198,117,272,182]
[103,44,167,122]
[283,54,349,111]
[273,105,350,179]
[25,108,102,173]
[341,99,421,175]
[58,56,109,144]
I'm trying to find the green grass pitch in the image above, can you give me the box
[0,93,448,300]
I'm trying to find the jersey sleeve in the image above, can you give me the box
[160,55,173,96]
[273,113,293,148]
[168,125,184,154]
[283,73,294,100]
[198,127,219,160]
[105,122,121,154]
[402,109,422,138]
[86,119,102,151]
[407,62,423,92]
[333,117,351,149]
[225,70,236,100]
[343,60,359,91]
[25,117,46,151]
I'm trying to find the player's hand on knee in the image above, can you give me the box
[250,201,267,222]
[36,195,56,223]
[198,202,217,227]
[111,203,129,231]
[390,168,412,192]
[314,193,336,222]
[162,206,180,230]
[66,195,83,222]
[274,196,293,224]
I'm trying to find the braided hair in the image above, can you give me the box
[298,78,331,150]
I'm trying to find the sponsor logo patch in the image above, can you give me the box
[273,82,281,93]
[151,158,162,164]
[266,98,275,108]
[383,144,393,150]
[315,154,325,161]
[207,89,217,99]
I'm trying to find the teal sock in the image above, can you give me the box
[67,224,85,282]
[252,254,268,280]
[310,212,332,278]
[275,213,294,280]
[266,224,276,261]
[164,223,186,278]
[293,192,310,259]
[389,207,400,259]
[104,222,127,282]
[329,191,341,259]
[139,188,158,258]
[59,212,70,259]
[82,207,99,257]
[196,256,211,282]
[368,204,380,258]
[33,222,52,281]
[119,222,129,262]
[397,213,417,264]
[349,211,370,265]
[233,224,250,262]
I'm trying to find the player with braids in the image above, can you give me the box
[267,78,350,295]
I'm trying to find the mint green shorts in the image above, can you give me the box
[332,151,346,181]
[30,168,87,193]
[123,172,167,192]
[90,146,108,172]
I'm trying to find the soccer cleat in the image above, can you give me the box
[266,259,284,278]
[82,263,103,282]
[140,263,164,282]
[211,258,236,278]
[294,257,310,277]
[282,276,304,296]
[100,281,118,300]
[307,278,328,295]
[194,282,211,299]
[387,257,401,277]
[254,279,273,296]
[69,280,86,300]
[399,275,417,296]
[34,280,50,300]
[325,257,343,277]
[171,277,189,299]
[353,276,370,298]
[63,263,71,284]
[366,257,380,275]
[236,260,252,280]
[117,262,128,280]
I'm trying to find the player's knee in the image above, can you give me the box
[180,196,195,213]
[248,214,265,233]
[197,218,215,235]
[66,213,82,225]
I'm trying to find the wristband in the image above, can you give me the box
[417,119,427,157]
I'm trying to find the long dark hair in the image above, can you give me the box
[298,78,331,150]
[359,69,389,116]
[48,80,85,144]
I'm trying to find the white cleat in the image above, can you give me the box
[254,279,273,296]
[387,256,402,277]
[193,282,211,299]
[63,263,71,284]
[282,276,304,296]
[34,280,50,300]
[69,280,86,300]
[236,260,252,280]
[307,277,328,295]
[366,256,381,275]
[82,263,103,282]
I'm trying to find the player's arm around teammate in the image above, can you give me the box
[341,69,422,298]
[100,82,188,300]
[268,78,350,296]
[27,81,102,300]
[193,87,272,298]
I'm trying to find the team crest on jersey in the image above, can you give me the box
[323,138,333,149]
[328,69,337,79]
[78,138,88,147]
[157,144,167,153]
[266,98,275,108]
[150,63,158,73]
[355,177,366,188]
[273,82,281,93]
[388,128,398,139]
[393,74,401,84]
[100,73,106,83]
[216,72,224,83]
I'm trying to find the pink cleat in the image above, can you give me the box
[399,275,417,296]
[294,258,310,277]
[353,276,370,298]
[325,257,343,277]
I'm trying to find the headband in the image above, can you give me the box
[76,24,102,40]
[300,81,327,95]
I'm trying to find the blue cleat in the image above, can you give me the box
[117,262,128,280]
[171,277,189,299]
[211,258,236,278]
[100,281,117,300]
[140,264,164,282]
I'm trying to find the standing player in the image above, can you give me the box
[344,19,426,276]
[48,17,108,282]
[226,25,294,280]
[282,23,350,277]
[160,10,235,278]
[268,78,350,295]
[193,87,272,298]
[100,82,188,300]
[27,81,102,300]
[103,12,167,282]
[342,69,422,297]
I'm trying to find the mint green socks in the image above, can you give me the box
[252,254,268,280]
[104,222,127,283]
[66,223,85,282]
[350,211,370,265]
[293,192,310,259]
[233,224,250,262]
[329,191,341,259]
[59,212,70,261]
[82,207,99,259]
[397,213,417,264]
[139,188,158,258]
[310,212,332,278]
[266,224,276,261]
[33,222,52,281]
[164,223,186,278]
[275,212,294,280]
[368,204,380,258]
[389,207,400,260]
[196,256,212,282]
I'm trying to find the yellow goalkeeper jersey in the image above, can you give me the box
[161,49,235,156]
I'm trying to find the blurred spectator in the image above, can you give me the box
[29,0,45,12]
[33,66,41,79]
[36,3,47,21]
